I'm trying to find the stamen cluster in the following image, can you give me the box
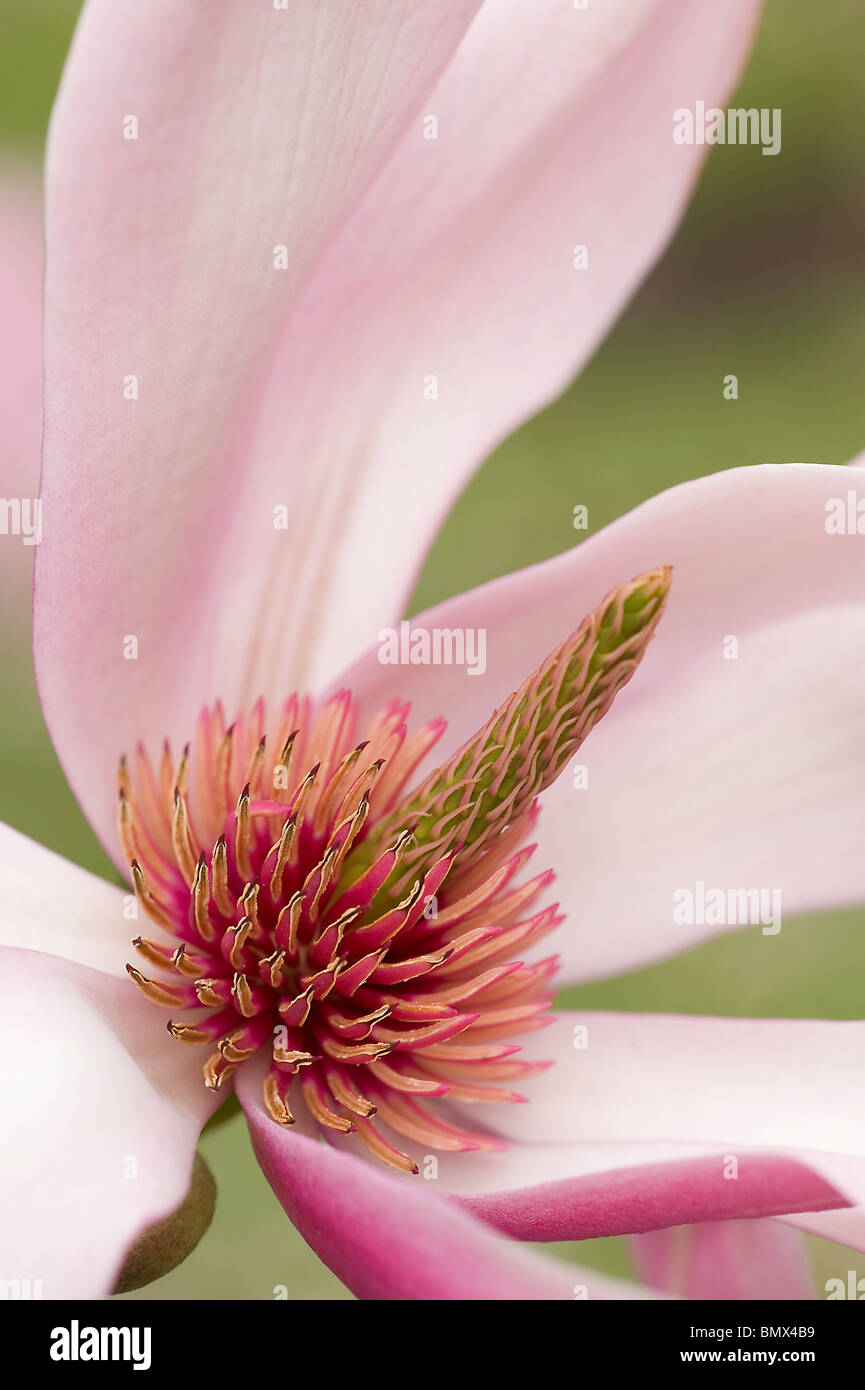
[123,694,557,1172]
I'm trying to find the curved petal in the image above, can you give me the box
[36,0,760,864]
[0,819,131,974]
[630,1220,815,1300]
[236,0,763,702]
[35,0,481,862]
[236,1059,649,1300]
[341,463,865,983]
[458,1150,841,1243]
[423,1012,859,1242]
[0,945,216,1297]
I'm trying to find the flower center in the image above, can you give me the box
[122,691,558,1172]
[122,567,672,1172]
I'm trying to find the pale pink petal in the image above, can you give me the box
[0,945,216,1297]
[0,828,217,1295]
[424,1012,860,1241]
[239,0,763,700]
[343,463,865,983]
[630,1221,815,1300]
[36,0,481,861]
[237,1060,650,1301]
[36,0,759,864]
[0,820,133,974]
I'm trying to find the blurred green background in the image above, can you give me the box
[1,0,863,1298]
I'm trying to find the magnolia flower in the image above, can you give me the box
[4,0,864,1302]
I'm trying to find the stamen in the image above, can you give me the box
[203,1052,235,1091]
[214,724,235,817]
[243,736,267,798]
[300,1070,356,1134]
[131,936,176,970]
[174,742,191,800]
[223,916,255,972]
[275,892,303,956]
[129,860,173,930]
[261,949,286,988]
[192,855,215,941]
[126,964,195,1008]
[117,790,139,867]
[211,835,234,917]
[235,784,253,882]
[171,788,198,886]
[268,814,297,902]
[263,1070,295,1126]
[171,943,215,978]
[353,1117,419,1174]
[323,1064,377,1118]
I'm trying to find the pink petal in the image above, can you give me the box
[459,1149,842,1243]
[0,945,215,1297]
[630,1220,815,1300]
[343,463,865,983]
[236,1059,649,1301]
[36,0,758,865]
[427,1011,859,1240]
